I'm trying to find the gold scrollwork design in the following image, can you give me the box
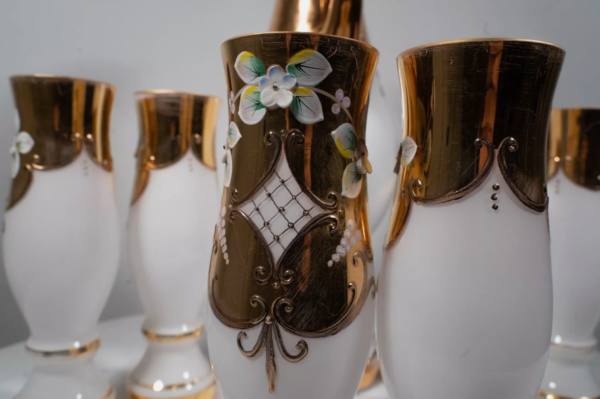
[231,131,284,206]
[498,137,548,212]
[411,138,495,204]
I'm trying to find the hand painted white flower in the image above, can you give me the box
[223,121,242,188]
[399,136,417,167]
[10,131,34,178]
[259,66,296,110]
[331,123,372,199]
[234,49,332,125]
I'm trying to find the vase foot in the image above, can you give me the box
[128,335,214,399]
[14,352,113,399]
[538,345,600,399]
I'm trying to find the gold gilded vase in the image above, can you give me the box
[4,75,118,399]
[377,39,565,399]
[207,32,378,399]
[127,91,220,399]
[540,109,600,399]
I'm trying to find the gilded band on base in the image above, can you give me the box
[128,382,216,399]
[538,390,600,399]
[142,327,202,343]
[26,338,101,358]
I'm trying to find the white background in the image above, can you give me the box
[1,0,599,347]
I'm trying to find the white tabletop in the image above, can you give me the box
[0,315,388,399]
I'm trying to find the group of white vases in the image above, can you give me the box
[2,37,599,399]
[3,79,221,399]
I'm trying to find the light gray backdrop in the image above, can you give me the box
[1,0,599,347]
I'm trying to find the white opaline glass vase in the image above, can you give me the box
[378,39,565,399]
[127,91,220,399]
[208,32,379,399]
[539,108,600,399]
[3,75,119,399]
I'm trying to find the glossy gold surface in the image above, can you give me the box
[269,0,365,41]
[25,338,101,358]
[131,91,220,204]
[142,327,202,343]
[385,39,565,248]
[358,355,380,391]
[538,390,600,399]
[128,383,215,399]
[9,75,115,210]
[548,108,600,190]
[212,32,378,393]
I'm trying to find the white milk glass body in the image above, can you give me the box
[378,160,553,399]
[127,152,219,397]
[3,151,120,399]
[539,169,600,398]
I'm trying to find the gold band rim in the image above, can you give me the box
[26,338,101,358]
[10,74,115,91]
[398,37,564,59]
[128,382,215,399]
[134,90,220,101]
[221,31,379,56]
[538,389,600,399]
[142,327,203,343]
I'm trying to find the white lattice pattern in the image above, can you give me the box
[240,153,325,262]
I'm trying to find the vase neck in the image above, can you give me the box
[269,0,366,41]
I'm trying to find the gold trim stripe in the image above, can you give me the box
[26,338,100,358]
[539,389,600,399]
[142,327,202,343]
[128,382,216,399]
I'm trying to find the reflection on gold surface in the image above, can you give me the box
[538,389,600,399]
[142,327,202,343]
[358,355,380,391]
[26,338,101,358]
[269,0,365,41]
[548,109,600,190]
[128,383,216,399]
[211,32,378,393]
[131,91,220,204]
[9,75,115,210]
[385,39,565,248]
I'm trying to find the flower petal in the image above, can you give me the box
[267,65,285,83]
[342,162,363,198]
[10,147,20,178]
[290,87,324,124]
[224,148,233,188]
[260,87,278,110]
[357,156,372,174]
[401,136,417,167]
[331,123,358,159]
[286,49,333,86]
[281,74,297,90]
[228,121,242,148]
[238,86,266,125]
[16,131,34,154]
[234,52,266,84]
[14,109,20,132]
[259,75,271,92]
[276,89,293,109]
